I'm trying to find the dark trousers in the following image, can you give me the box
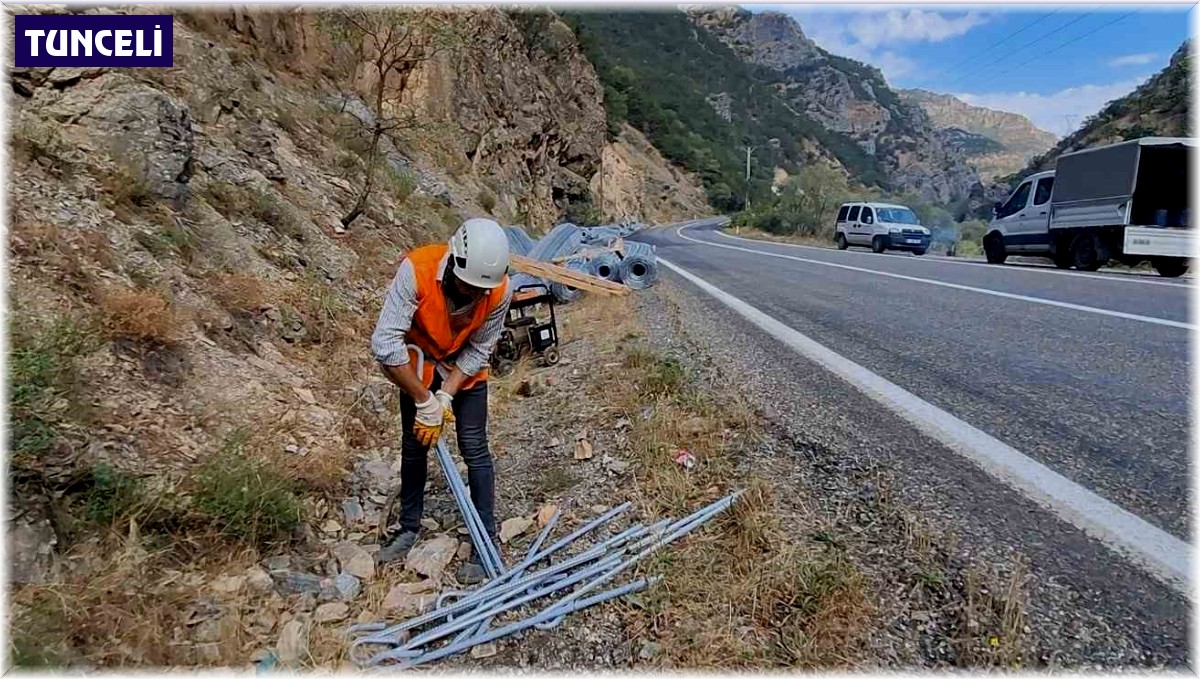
[398,377,496,541]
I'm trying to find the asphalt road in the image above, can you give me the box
[635,217,1192,662]
[641,218,1191,540]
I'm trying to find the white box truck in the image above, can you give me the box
[984,137,1193,277]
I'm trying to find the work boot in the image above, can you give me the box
[375,530,419,564]
[456,553,487,585]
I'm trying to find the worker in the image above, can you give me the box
[370,217,512,584]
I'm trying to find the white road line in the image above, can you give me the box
[676,225,1195,331]
[657,255,1192,596]
[715,228,1194,288]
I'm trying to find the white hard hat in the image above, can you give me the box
[448,218,510,289]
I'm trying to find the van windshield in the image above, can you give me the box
[876,208,920,225]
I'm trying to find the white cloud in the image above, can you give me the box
[786,9,987,84]
[1108,52,1158,67]
[957,77,1150,136]
[848,10,989,49]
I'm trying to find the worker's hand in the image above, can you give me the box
[413,393,445,447]
[434,389,455,430]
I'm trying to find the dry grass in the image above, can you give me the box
[97,285,187,344]
[560,297,871,668]
[10,534,261,667]
[206,272,273,315]
[728,226,833,249]
[101,165,159,223]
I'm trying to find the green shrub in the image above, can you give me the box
[134,222,199,262]
[477,188,497,214]
[252,191,304,241]
[193,430,302,542]
[388,167,417,206]
[9,316,98,462]
[85,463,149,526]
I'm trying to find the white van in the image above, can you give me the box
[834,202,931,254]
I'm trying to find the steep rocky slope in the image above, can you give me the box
[6,6,705,666]
[688,7,980,204]
[1011,41,1191,182]
[898,89,1057,181]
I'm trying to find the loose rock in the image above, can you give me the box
[314,602,349,623]
[382,587,437,617]
[536,504,558,528]
[420,517,440,531]
[342,499,365,524]
[276,620,308,667]
[500,516,535,543]
[471,642,498,659]
[331,541,375,580]
[405,535,458,579]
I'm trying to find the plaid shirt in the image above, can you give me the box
[371,252,512,377]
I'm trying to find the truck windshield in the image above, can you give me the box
[876,208,920,225]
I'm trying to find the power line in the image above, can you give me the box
[934,7,1061,82]
[945,8,1098,87]
[989,12,1136,80]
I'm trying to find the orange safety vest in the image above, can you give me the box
[402,244,508,390]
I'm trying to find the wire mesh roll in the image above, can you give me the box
[528,223,584,262]
[618,241,658,290]
[549,258,590,304]
[588,250,621,282]
[503,226,536,256]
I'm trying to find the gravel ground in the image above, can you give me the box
[357,275,1186,670]
[635,277,1189,669]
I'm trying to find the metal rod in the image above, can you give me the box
[371,577,657,667]
[435,440,504,578]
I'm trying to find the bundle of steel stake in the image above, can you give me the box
[348,481,742,667]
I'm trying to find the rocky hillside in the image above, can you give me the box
[899,89,1057,181]
[687,7,980,205]
[1011,40,1192,182]
[6,6,706,666]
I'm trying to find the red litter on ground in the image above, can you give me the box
[673,449,696,470]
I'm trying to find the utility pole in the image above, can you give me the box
[743,144,754,210]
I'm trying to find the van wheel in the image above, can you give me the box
[835,233,848,250]
[984,233,1007,264]
[913,248,927,256]
[1071,233,1108,272]
[871,236,886,253]
[1152,257,1188,278]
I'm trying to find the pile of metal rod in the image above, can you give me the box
[348,491,742,667]
[501,221,659,303]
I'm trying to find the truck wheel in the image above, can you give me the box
[984,233,1007,264]
[1152,258,1189,278]
[1052,250,1073,269]
[835,233,848,250]
[1071,233,1108,272]
[871,236,886,253]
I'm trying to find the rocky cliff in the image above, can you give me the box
[688,7,981,204]
[1010,41,1192,182]
[898,89,1058,181]
[6,7,706,664]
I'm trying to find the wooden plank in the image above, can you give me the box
[509,254,630,296]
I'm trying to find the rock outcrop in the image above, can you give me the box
[688,7,981,204]
[899,89,1057,181]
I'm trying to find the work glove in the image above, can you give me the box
[435,389,455,429]
[413,393,446,447]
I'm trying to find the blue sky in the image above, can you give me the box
[747,4,1194,136]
